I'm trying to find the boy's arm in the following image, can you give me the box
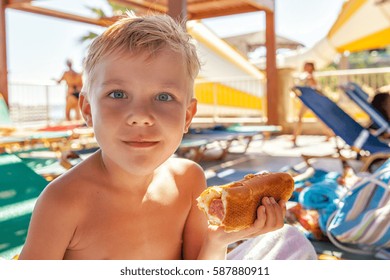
[18,183,77,260]
[181,163,209,260]
[180,161,232,260]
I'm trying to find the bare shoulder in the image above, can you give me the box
[37,152,102,210]
[18,154,103,259]
[165,157,207,194]
[36,167,85,212]
[167,157,205,177]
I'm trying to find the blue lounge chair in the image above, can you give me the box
[340,82,390,136]
[292,86,390,171]
[0,153,49,259]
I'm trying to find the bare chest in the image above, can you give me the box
[64,186,190,259]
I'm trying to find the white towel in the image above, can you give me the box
[227,224,317,260]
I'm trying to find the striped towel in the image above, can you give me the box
[327,159,390,254]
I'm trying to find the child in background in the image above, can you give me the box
[292,62,333,146]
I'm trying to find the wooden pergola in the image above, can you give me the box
[0,0,280,124]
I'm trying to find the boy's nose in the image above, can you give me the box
[126,107,154,127]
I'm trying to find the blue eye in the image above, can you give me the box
[108,90,127,99]
[156,93,173,102]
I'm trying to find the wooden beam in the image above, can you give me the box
[111,0,268,20]
[110,0,167,14]
[189,0,248,11]
[168,0,186,22]
[8,0,31,4]
[265,9,279,125]
[0,0,8,106]
[7,3,114,27]
[188,6,258,20]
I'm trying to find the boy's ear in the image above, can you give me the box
[184,98,197,133]
[79,94,93,127]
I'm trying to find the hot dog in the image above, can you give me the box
[197,172,294,232]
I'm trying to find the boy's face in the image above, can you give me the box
[80,48,197,175]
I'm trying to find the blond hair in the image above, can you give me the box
[82,13,200,94]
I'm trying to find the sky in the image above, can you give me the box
[5,0,345,84]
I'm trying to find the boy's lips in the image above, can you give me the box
[122,140,159,148]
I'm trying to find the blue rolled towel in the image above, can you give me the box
[298,181,345,233]
[298,181,342,210]
[294,169,339,189]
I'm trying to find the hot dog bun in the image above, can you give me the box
[197,172,294,232]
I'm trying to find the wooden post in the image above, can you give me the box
[265,9,278,125]
[0,0,9,106]
[167,0,187,23]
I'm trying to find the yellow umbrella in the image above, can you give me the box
[328,0,390,53]
[258,0,390,70]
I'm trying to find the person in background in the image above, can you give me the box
[56,59,83,121]
[292,61,333,146]
[371,85,390,138]
[372,85,390,123]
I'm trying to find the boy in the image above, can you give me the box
[19,14,286,260]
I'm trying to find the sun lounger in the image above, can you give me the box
[0,125,97,156]
[225,124,282,139]
[206,168,258,186]
[13,128,97,171]
[0,136,29,153]
[0,93,95,153]
[182,125,274,161]
[37,122,86,132]
[178,134,226,162]
[340,82,390,136]
[292,86,390,171]
[1,128,98,178]
[0,153,48,259]
[14,148,68,181]
[175,138,209,162]
[0,130,73,153]
[59,146,100,169]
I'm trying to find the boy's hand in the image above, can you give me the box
[207,197,286,245]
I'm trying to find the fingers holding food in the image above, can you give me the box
[197,172,294,232]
